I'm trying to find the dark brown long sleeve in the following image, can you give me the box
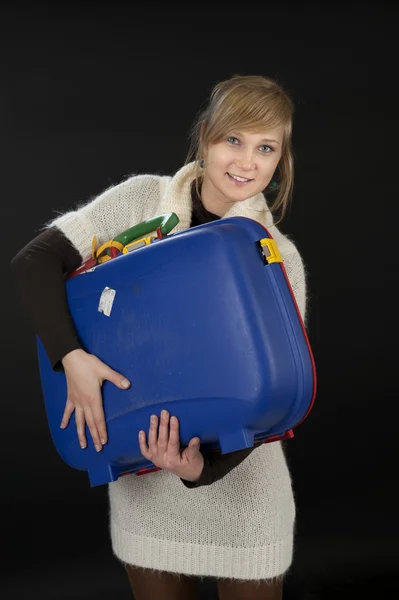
[10,226,84,370]
[181,444,258,489]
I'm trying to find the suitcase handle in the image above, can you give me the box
[67,213,180,279]
[113,213,179,246]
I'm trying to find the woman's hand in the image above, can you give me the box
[139,410,204,483]
[60,349,131,452]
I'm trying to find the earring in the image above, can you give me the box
[199,159,205,169]
[268,180,277,188]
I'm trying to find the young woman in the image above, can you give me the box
[11,74,308,600]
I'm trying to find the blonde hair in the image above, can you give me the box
[185,74,295,225]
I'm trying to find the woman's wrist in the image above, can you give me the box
[179,458,204,483]
[61,348,86,367]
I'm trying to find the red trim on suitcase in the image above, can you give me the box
[260,225,317,428]
[262,429,294,445]
[135,466,162,476]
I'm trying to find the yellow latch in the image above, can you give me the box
[123,236,156,254]
[259,238,283,264]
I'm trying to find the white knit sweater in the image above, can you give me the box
[50,162,307,580]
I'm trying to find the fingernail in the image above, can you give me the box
[120,378,130,388]
[139,431,144,439]
[170,416,177,424]
[161,410,167,419]
[95,444,102,452]
[60,423,65,429]
[151,415,157,423]
[80,443,86,449]
[101,438,106,445]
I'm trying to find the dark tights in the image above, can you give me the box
[125,564,283,600]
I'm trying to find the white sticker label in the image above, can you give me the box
[98,287,116,317]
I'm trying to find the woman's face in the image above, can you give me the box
[201,127,284,214]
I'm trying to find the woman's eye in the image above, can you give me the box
[227,137,273,153]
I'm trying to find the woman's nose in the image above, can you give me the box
[236,149,255,170]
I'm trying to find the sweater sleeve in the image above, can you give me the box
[10,226,84,370]
[47,174,162,262]
[283,248,308,325]
[10,175,162,370]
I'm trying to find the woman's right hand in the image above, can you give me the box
[60,349,131,452]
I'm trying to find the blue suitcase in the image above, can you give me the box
[37,214,317,486]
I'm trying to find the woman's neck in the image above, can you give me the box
[200,175,235,217]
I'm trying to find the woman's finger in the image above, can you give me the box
[101,363,131,390]
[138,430,150,459]
[84,408,103,452]
[75,406,87,449]
[167,415,180,456]
[148,414,159,450]
[90,393,108,445]
[60,397,75,429]
[158,410,170,451]
[188,437,201,453]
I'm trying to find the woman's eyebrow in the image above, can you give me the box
[234,132,281,145]
[260,138,280,145]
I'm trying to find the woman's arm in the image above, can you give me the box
[11,226,84,370]
[11,173,163,368]
[11,225,131,450]
[181,445,259,488]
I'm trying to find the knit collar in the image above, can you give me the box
[155,161,274,234]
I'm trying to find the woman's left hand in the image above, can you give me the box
[138,410,204,483]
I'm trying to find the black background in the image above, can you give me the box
[1,2,397,599]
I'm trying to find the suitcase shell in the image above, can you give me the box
[37,216,317,486]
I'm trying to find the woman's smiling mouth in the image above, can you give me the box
[227,173,254,185]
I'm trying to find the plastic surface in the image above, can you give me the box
[37,217,317,486]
